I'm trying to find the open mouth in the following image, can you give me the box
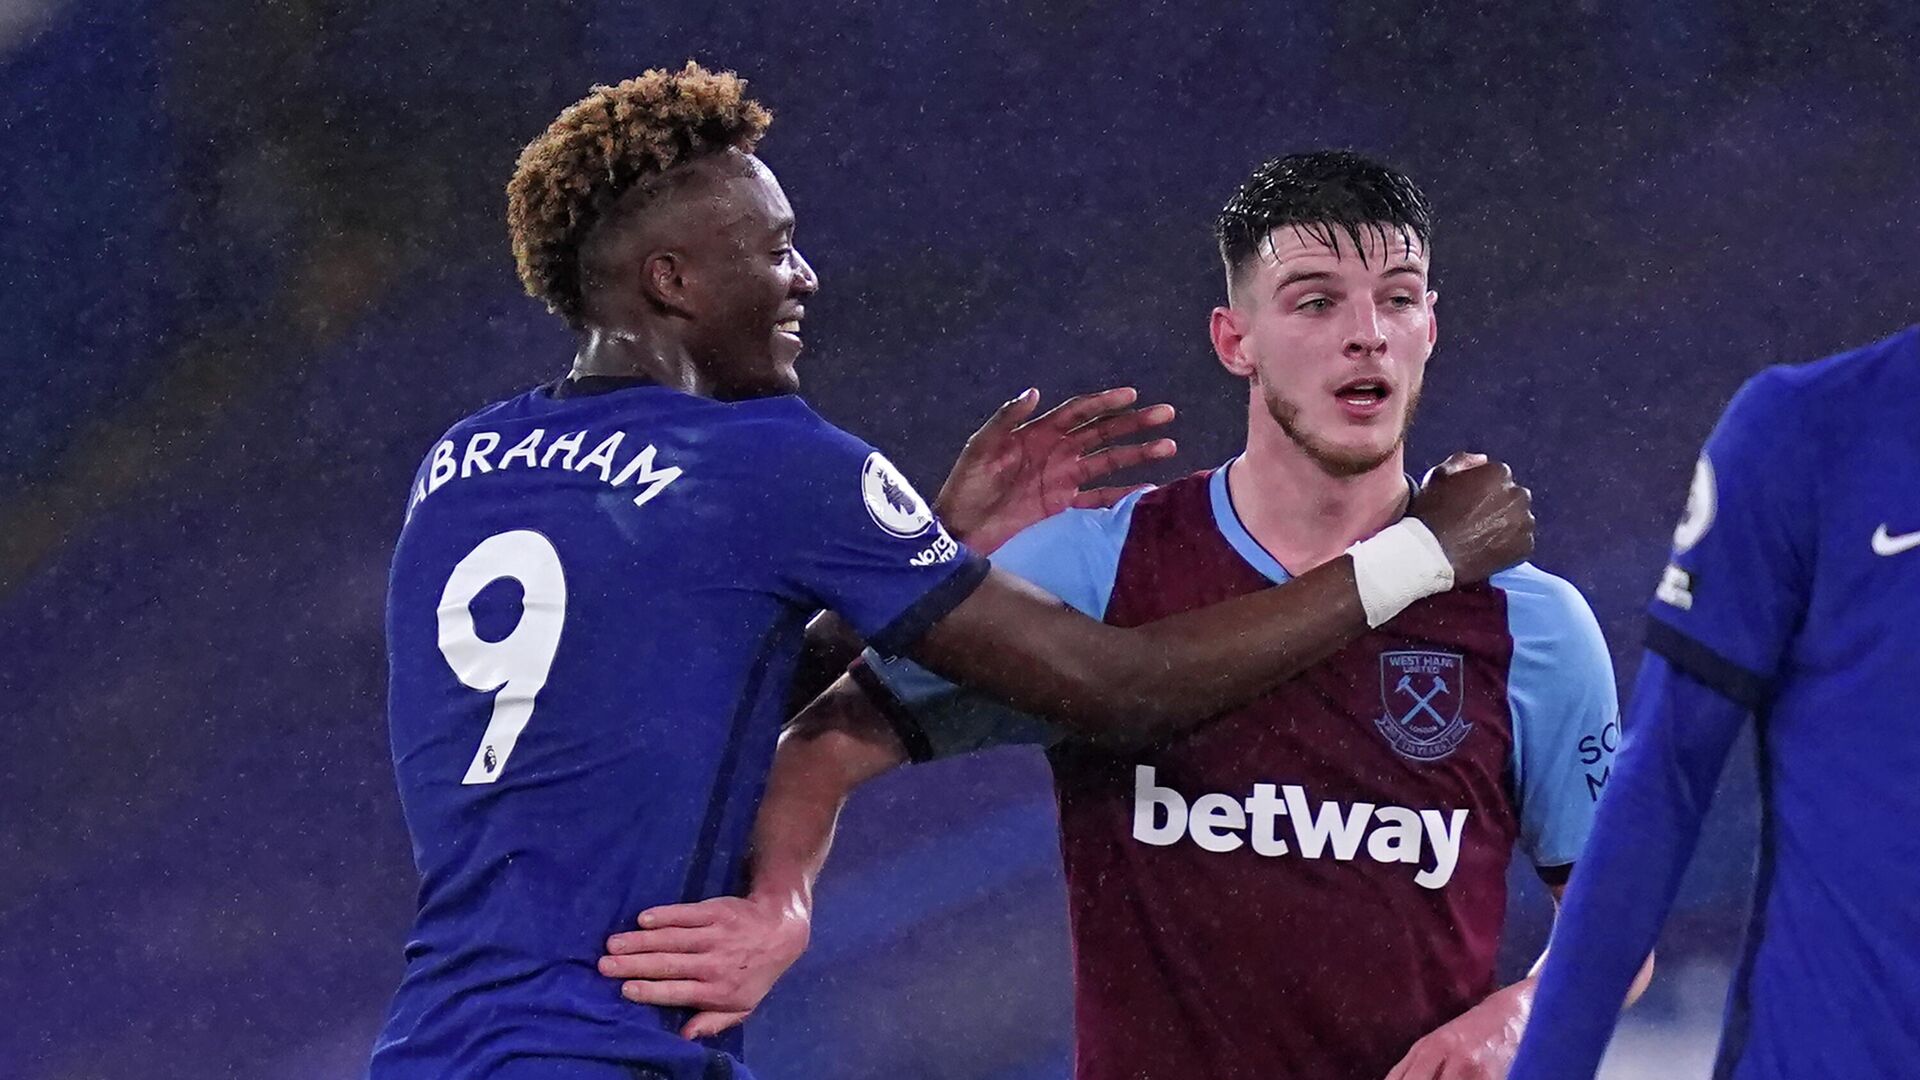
[1335,378,1391,406]
[775,318,802,336]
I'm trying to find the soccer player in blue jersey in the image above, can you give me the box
[1508,324,1920,1079]
[371,67,1538,1080]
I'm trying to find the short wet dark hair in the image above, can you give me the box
[1215,150,1431,286]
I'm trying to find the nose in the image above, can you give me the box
[792,249,819,296]
[1343,304,1387,360]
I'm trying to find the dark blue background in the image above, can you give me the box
[5,2,1917,1076]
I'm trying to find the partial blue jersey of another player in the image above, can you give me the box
[1511,325,1920,1080]
[371,375,985,1080]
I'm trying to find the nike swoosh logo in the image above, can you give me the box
[1873,524,1920,556]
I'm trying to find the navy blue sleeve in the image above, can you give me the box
[1506,650,1749,1080]
[1646,369,1815,707]
[765,409,987,655]
[858,490,1146,761]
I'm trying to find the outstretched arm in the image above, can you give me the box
[786,386,1177,715]
[903,456,1530,742]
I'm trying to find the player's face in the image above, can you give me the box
[1212,226,1437,477]
[684,154,818,398]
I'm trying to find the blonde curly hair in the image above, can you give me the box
[506,62,773,327]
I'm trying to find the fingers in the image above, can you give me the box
[602,945,710,980]
[1070,484,1152,510]
[1074,439,1178,484]
[970,388,1041,443]
[619,978,711,1008]
[1025,386,1139,434]
[681,1009,751,1041]
[605,925,712,957]
[960,389,1041,452]
[634,902,723,930]
[1064,403,1177,456]
[600,950,715,982]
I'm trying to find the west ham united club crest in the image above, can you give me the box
[1376,650,1472,762]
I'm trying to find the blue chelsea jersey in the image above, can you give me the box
[371,376,985,1079]
[1646,326,1920,1077]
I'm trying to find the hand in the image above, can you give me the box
[1408,452,1533,584]
[598,895,810,1040]
[1382,982,1530,1080]
[933,387,1177,554]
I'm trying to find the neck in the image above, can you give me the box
[1227,401,1411,576]
[570,324,706,396]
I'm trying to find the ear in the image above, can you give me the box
[1210,305,1257,378]
[1426,290,1440,349]
[640,250,697,319]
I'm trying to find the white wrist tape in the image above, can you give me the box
[1346,518,1455,628]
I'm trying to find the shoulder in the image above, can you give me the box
[715,396,892,490]
[1490,561,1591,614]
[1490,563,1611,673]
[989,488,1154,618]
[999,488,1152,562]
[433,387,543,441]
[1771,323,1919,402]
[1717,327,1917,451]
[709,394,855,452]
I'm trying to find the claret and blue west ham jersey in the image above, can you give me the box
[372,375,985,1079]
[1511,325,1920,1080]
[854,462,1617,1080]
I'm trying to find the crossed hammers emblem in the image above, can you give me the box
[1394,673,1450,726]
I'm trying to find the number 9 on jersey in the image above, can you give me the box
[437,530,568,784]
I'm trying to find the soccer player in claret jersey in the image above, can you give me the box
[600,152,1654,1079]
[1508,325,1920,1080]
[371,67,1536,1080]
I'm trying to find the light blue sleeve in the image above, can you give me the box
[858,489,1147,761]
[1495,564,1621,875]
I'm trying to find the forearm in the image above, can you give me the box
[1509,652,1747,1078]
[748,676,909,911]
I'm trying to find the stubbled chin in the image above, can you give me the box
[1311,443,1398,478]
[1262,387,1409,476]
[1295,418,1405,477]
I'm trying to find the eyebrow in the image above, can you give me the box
[1382,263,1426,280]
[1272,269,1335,294]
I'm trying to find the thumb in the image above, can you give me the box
[1424,451,1490,486]
[681,1009,751,1041]
[1434,451,1489,476]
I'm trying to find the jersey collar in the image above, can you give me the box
[1208,456,1421,587]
